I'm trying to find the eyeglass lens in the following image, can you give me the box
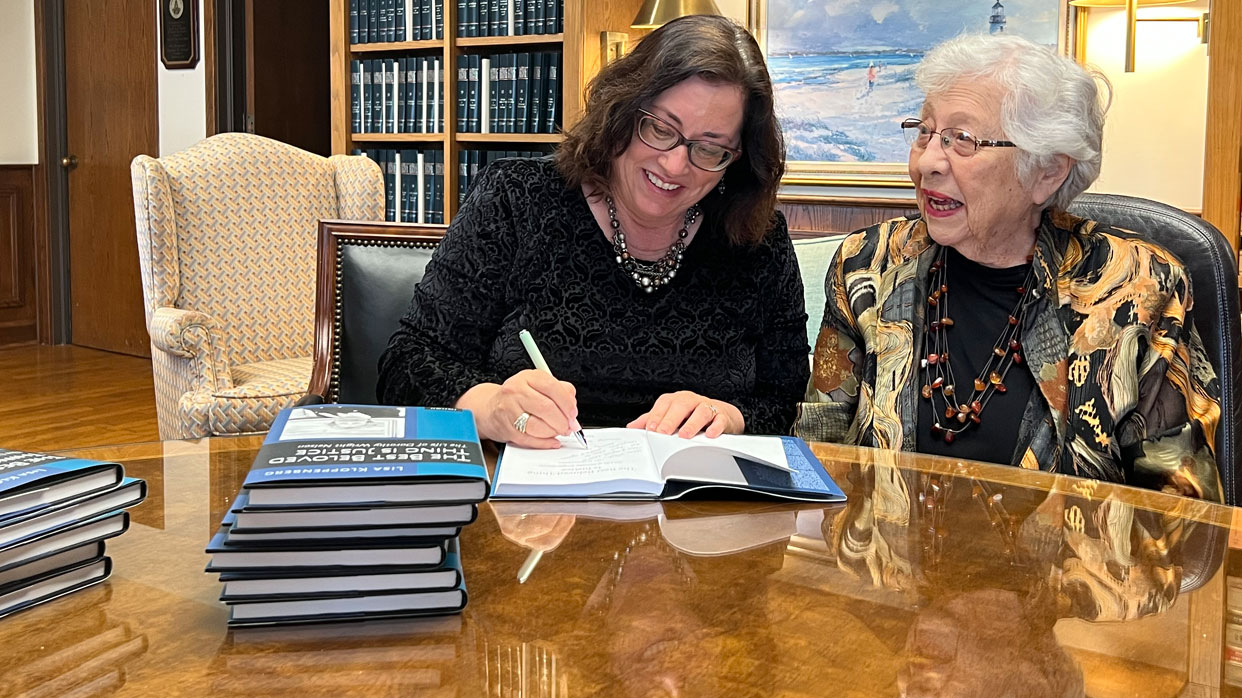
[901,119,980,157]
[637,114,734,171]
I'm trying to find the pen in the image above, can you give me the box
[518,329,589,448]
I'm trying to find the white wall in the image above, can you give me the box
[156,0,207,156]
[1083,1,1209,211]
[0,1,39,165]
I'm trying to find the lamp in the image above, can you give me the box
[630,0,724,30]
[1069,0,1197,72]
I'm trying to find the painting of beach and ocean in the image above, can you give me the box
[763,0,1065,164]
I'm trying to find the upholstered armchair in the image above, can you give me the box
[130,133,384,440]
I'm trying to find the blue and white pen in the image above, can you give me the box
[518,329,588,449]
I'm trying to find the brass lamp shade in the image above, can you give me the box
[1068,0,1192,5]
[631,0,723,29]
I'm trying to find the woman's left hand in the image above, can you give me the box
[626,391,744,438]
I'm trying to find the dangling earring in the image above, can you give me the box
[717,178,726,195]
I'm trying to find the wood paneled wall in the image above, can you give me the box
[777,196,917,239]
[0,166,37,347]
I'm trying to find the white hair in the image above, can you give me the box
[915,34,1111,211]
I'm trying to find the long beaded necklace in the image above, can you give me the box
[920,245,1037,444]
[606,195,700,293]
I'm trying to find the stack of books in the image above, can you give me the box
[206,404,489,627]
[0,448,148,619]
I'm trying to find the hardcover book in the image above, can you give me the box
[219,541,464,602]
[205,531,446,572]
[0,448,124,521]
[0,478,147,551]
[0,512,127,574]
[239,405,488,509]
[0,556,111,620]
[492,429,843,502]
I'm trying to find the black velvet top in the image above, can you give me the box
[376,157,810,434]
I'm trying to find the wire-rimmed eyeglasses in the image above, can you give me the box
[636,109,741,172]
[901,118,1017,158]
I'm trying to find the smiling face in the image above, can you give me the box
[908,81,1065,267]
[609,75,744,234]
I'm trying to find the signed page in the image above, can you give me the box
[495,428,660,487]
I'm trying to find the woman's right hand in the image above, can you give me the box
[455,370,581,448]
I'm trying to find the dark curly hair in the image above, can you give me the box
[555,15,785,246]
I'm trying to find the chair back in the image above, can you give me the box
[1067,193,1241,505]
[308,220,448,404]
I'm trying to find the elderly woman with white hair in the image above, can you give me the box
[796,34,1222,500]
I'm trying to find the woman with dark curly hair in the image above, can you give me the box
[378,15,809,447]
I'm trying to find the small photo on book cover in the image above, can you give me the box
[280,406,407,440]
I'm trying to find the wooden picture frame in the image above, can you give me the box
[748,0,1076,192]
[160,0,200,70]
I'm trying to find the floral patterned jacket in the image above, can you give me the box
[795,210,1222,501]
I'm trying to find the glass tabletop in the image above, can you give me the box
[3,436,1238,697]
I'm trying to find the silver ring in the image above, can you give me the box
[705,403,718,416]
[513,412,531,434]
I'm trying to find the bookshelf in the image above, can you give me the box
[328,0,646,221]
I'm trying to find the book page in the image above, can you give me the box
[495,428,661,487]
[647,433,792,481]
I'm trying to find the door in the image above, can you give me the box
[63,0,158,356]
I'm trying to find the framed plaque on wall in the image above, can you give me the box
[160,0,199,69]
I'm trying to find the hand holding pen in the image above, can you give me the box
[519,330,588,448]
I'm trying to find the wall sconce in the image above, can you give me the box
[631,0,724,30]
[601,0,724,67]
[1069,0,1197,72]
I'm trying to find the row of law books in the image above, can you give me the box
[456,148,552,206]
[359,148,446,224]
[457,52,561,135]
[350,0,445,44]
[455,0,563,38]
[205,405,489,626]
[351,57,445,135]
[0,448,147,619]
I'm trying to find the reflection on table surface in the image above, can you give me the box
[3,435,1238,696]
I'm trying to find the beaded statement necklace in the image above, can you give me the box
[921,245,1037,444]
[606,195,700,293]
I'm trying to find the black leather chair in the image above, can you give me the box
[1068,193,1241,505]
[303,220,448,405]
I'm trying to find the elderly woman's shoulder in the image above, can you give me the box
[1052,210,1193,285]
[830,214,926,269]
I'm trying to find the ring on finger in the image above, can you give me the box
[513,412,531,434]
[704,402,718,416]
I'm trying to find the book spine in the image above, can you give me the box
[545,51,558,134]
[528,51,543,134]
[503,0,512,36]
[416,151,427,223]
[532,0,543,36]
[351,60,362,133]
[394,0,405,41]
[432,57,441,133]
[350,0,359,43]
[480,56,492,134]
[543,0,554,34]
[398,150,410,222]
[458,149,469,205]
[359,0,370,42]
[403,56,415,133]
[434,0,443,39]
[419,57,429,133]
[385,0,395,42]
[366,59,378,132]
[456,57,468,132]
[515,52,529,135]
[456,0,466,37]
[513,0,524,35]
[423,152,435,224]
[488,0,499,37]
[390,59,401,133]
[433,149,444,223]
[393,150,403,222]
[422,0,433,40]
[385,150,396,221]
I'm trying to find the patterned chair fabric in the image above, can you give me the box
[131,133,384,439]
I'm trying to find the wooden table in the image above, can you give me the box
[3,436,1239,697]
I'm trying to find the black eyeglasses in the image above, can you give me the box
[636,109,741,172]
[901,118,1016,158]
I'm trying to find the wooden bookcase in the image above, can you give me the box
[328,0,645,220]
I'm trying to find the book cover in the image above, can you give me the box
[433,0,443,39]
[0,448,123,522]
[456,56,468,132]
[528,51,543,134]
[515,52,530,134]
[0,540,102,589]
[219,541,463,602]
[544,51,558,134]
[351,60,362,133]
[239,405,488,509]
[395,0,406,41]
[467,54,480,132]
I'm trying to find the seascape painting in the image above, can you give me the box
[762,0,1066,165]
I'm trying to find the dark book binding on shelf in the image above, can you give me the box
[0,448,124,522]
[239,404,489,510]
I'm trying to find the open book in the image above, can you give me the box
[491,429,843,502]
